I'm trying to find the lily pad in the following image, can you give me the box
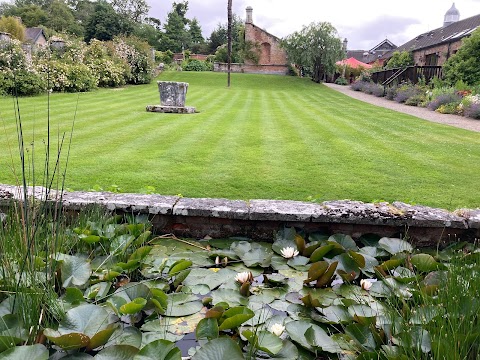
[191,337,244,360]
[61,255,92,288]
[243,329,283,355]
[0,344,48,360]
[378,238,413,255]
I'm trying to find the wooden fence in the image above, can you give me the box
[371,66,443,87]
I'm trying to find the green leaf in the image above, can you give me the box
[120,298,147,315]
[0,344,48,360]
[243,330,283,355]
[42,331,90,350]
[61,255,92,288]
[329,234,358,250]
[64,288,86,305]
[309,244,336,262]
[410,254,445,272]
[320,305,353,324]
[285,320,337,352]
[218,306,255,331]
[80,234,101,244]
[378,238,413,255]
[196,318,219,340]
[134,339,182,360]
[345,323,377,351]
[304,325,341,353]
[168,259,193,276]
[191,337,244,360]
[94,345,139,360]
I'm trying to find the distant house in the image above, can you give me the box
[345,39,397,65]
[381,3,480,66]
[24,27,47,48]
[214,6,289,75]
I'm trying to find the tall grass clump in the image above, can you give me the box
[0,74,78,342]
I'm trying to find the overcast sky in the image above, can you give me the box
[147,0,480,50]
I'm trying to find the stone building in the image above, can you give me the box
[345,39,397,65]
[381,3,480,66]
[214,6,289,75]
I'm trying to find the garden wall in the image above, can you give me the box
[1,184,479,246]
[214,62,288,75]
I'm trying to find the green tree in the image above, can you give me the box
[443,28,480,86]
[208,14,243,56]
[10,4,48,27]
[84,0,133,42]
[46,0,78,33]
[0,15,26,41]
[188,17,204,52]
[108,0,149,23]
[282,21,343,83]
[385,50,414,69]
[160,1,190,52]
[133,23,162,49]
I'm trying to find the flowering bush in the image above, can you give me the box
[113,37,154,85]
[463,102,480,119]
[38,60,97,92]
[351,80,369,91]
[394,85,422,103]
[427,92,462,111]
[0,40,45,95]
[182,59,211,72]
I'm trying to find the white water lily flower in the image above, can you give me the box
[280,247,299,259]
[360,279,376,291]
[235,271,253,284]
[270,323,285,336]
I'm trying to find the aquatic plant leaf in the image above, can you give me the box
[134,339,182,360]
[0,344,48,360]
[310,244,336,263]
[79,235,101,244]
[378,238,413,255]
[166,301,203,317]
[329,234,358,251]
[120,298,147,315]
[61,255,92,288]
[88,324,119,351]
[105,326,142,348]
[42,331,90,350]
[168,259,193,276]
[286,256,309,270]
[305,325,341,353]
[64,287,86,305]
[305,261,328,284]
[285,320,336,352]
[320,305,353,324]
[410,254,445,272]
[243,329,283,355]
[218,307,254,331]
[196,318,219,340]
[94,345,139,360]
[345,324,377,351]
[191,337,244,360]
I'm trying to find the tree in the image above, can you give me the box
[160,1,190,52]
[84,0,133,42]
[46,0,78,33]
[207,14,243,55]
[9,4,48,27]
[443,28,480,86]
[0,16,26,41]
[282,22,343,83]
[108,0,149,23]
[385,50,414,69]
[187,17,204,52]
[133,23,162,49]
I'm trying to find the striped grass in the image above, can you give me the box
[1,72,479,210]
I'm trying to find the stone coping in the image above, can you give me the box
[1,184,478,230]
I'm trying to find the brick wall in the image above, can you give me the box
[214,62,288,75]
[244,23,288,66]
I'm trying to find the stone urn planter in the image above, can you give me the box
[146,81,197,114]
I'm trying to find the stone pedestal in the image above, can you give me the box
[146,81,197,114]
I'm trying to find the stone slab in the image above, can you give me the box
[249,200,319,222]
[62,191,179,215]
[173,198,249,220]
[146,105,197,114]
[392,202,467,228]
[455,208,480,229]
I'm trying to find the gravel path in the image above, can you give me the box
[323,83,480,133]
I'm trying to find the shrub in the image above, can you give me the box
[182,59,211,71]
[364,82,384,97]
[351,80,369,91]
[385,85,398,100]
[427,92,462,111]
[463,103,480,119]
[405,94,426,106]
[335,76,348,85]
[394,86,421,103]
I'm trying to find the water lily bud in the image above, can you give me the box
[235,271,253,284]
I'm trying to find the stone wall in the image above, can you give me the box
[1,184,479,247]
[412,40,463,66]
[214,62,288,75]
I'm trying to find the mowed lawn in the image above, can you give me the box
[1,71,480,209]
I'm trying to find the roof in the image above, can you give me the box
[346,39,397,64]
[336,57,372,69]
[25,27,45,44]
[382,13,480,58]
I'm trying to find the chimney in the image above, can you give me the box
[246,6,253,24]
[342,38,348,54]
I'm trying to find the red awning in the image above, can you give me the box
[336,57,372,69]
